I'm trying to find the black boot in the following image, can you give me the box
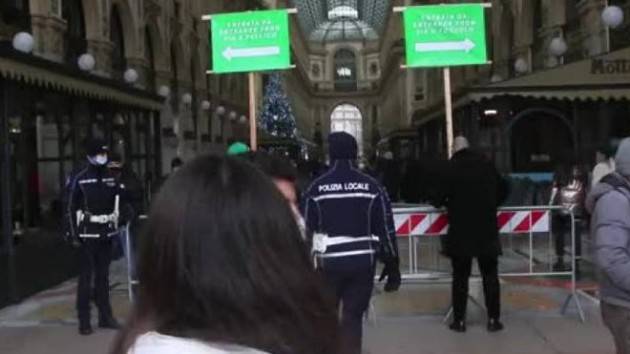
[98,315,120,330]
[79,322,93,336]
[487,318,504,332]
[449,320,466,333]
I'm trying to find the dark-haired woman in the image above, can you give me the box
[112,155,339,354]
[550,162,586,272]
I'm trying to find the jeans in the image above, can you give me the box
[602,301,630,354]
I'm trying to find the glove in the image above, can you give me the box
[63,232,81,248]
[378,257,401,292]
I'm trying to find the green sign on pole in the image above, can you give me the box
[210,10,291,74]
[403,4,487,68]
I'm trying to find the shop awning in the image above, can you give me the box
[0,45,164,111]
[413,47,630,126]
[468,83,630,102]
[471,46,630,101]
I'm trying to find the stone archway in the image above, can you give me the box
[111,0,140,59]
[330,103,364,157]
[506,107,575,172]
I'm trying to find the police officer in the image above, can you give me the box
[301,132,401,354]
[64,139,122,335]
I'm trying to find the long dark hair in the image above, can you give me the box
[111,155,338,354]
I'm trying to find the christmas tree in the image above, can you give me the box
[259,72,297,138]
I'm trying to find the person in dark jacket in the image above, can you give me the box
[377,151,402,202]
[108,153,143,269]
[108,153,143,223]
[434,136,508,333]
[63,138,122,335]
[301,132,400,354]
[587,138,630,354]
[247,152,306,240]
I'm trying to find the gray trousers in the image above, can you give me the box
[602,301,630,354]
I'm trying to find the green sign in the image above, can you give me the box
[210,10,291,74]
[403,4,487,68]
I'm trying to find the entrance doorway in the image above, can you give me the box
[510,110,574,173]
[330,104,363,157]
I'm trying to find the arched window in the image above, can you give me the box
[609,0,630,50]
[110,5,126,79]
[170,41,179,114]
[334,49,357,91]
[330,104,363,157]
[191,49,198,138]
[63,0,86,66]
[563,0,582,62]
[144,27,156,90]
[2,0,30,29]
[531,0,544,69]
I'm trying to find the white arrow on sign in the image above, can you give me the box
[415,39,476,53]
[222,46,281,60]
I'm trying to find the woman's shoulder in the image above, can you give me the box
[129,332,269,354]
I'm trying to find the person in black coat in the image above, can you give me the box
[433,136,508,333]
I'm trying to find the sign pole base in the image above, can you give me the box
[249,72,257,151]
[443,68,454,158]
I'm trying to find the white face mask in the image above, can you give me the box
[90,154,108,166]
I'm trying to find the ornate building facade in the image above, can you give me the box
[0,0,261,306]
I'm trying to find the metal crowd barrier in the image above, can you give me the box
[125,209,584,321]
[392,204,585,322]
[121,214,147,303]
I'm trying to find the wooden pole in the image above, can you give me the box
[248,72,257,151]
[443,68,454,158]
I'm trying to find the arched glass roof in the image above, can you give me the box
[291,0,390,43]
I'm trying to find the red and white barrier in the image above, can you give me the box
[394,209,550,237]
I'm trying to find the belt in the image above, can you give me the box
[324,235,380,246]
[88,214,117,224]
[317,249,376,259]
[78,231,120,239]
[313,235,379,259]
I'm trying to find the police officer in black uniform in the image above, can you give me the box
[301,132,401,354]
[64,139,122,335]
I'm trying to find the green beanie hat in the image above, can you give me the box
[227,142,250,156]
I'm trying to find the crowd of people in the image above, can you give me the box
[60,132,630,354]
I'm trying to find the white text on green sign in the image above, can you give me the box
[210,10,291,74]
[403,4,488,68]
